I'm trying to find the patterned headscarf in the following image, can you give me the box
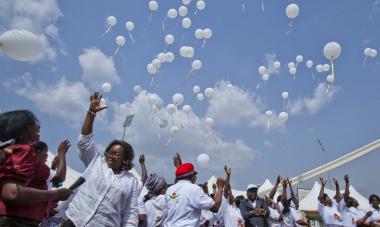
[145,173,167,200]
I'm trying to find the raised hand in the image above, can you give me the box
[216,178,226,188]
[319,177,327,186]
[58,139,71,155]
[139,154,145,164]
[276,175,281,184]
[224,165,232,176]
[344,175,349,184]
[173,153,182,168]
[333,178,339,187]
[89,92,108,113]
[281,178,287,187]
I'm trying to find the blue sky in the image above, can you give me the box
[1,0,380,196]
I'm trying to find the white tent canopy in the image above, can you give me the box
[299,181,370,211]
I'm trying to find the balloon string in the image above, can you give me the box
[326,83,331,93]
[286,20,293,35]
[128,31,135,43]
[166,136,175,146]
[163,44,168,53]
[114,46,121,56]
[331,59,335,78]
[363,56,368,66]
[242,0,246,12]
[267,120,270,129]
[261,0,265,12]
[202,39,206,49]
[103,25,112,37]
[162,16,167,31]
[293,74,296,80]
[256,82,260,90]
[184,69,194,82]
[193,10,198,16]
[311,71,315,80]
[150,72,157,86]
[171,18,180,33]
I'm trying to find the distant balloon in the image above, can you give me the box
[167,9,178,19]
[195,29,204,39]
[133,85,142,94]
[166,104,177,115]
[326,74,334,83]
[196,0,206,10]
[182,17,192,29]
[364,48,372,56]
[192,59,202,70]
[265,110,273,118]
[178,6,188,17]
[125,21,134,31]
[282,91,289,100]
[147,63,156,74]
[182,105,192,114]
[152,58,162,69]
[258,66,266,75]
[172,93,184,106]
[0,29,41,61]
[306,60,313,68]
[205,88,214,98]
[316,64,324,73]
[296,55,303,63]
[273,61,281,69]
[165,34,174,45]
[289,67,297,75]
[262,74,269,81]
[101,83,112,93]
[165,52,175,62]
[197,153,210,169]
[288,62,296,69]
[369,49,378,58]
[323,42,342,60]
[193,85,201,93]
[278,112,289,123]
[115,35,126,46]
[182,0,191,5]
[205,117,214,127]
[158,53,166,62]
[203,28,213,39]
[197,93,204,101]
[107,16,117,26]
[148,94,159,106]
[149,1,159,11]
[323,64,331,72]
[286,4,300,19]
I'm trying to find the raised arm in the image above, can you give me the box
[82,92,107,135]
[51,140,70,185]
[269,175,281,200]
[139,154,147,185]
[318,177,327,204]
[287,178,299,206]
[343,175,350,203]
[173,153,182,169]
[281,179,288,206]
[223,165,231,199]
[210,178,225,213]
[333,178,341,202]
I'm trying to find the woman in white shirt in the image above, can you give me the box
[143,173,168,227]
[60,92,139,227]
[368,194,380,226]
[317,177,343,227]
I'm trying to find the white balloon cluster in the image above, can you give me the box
[180,46,195,58]
[363,47,378,66]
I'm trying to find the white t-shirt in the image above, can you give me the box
[267,206,282,227]
[318,202,343,226]
[214,196,228,226]
[367,207,380,225]
[200,209,214,225]
[163,180,214,227]
[224,204,244,227]
[145,194,166,227]
[342,207,366,227]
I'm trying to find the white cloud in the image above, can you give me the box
[286,83,338,115]
[106,90,257,180]
[0,0,64,61]
[3,73,90,125]
[206,81,282,129]
[78,48,120,88]
[265,53,280,75]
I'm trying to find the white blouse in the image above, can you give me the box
[145,194,166,227]
[63,133,139,227]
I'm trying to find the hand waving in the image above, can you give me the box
[89,92,108,113]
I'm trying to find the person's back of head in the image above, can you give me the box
[0,110,39,143]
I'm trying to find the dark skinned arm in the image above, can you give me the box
[318,177,327,204]
[269,175,281,200]
[210,178,225,213]
[139,154,147,185]
[223,165,231,199]
[344,175,350,203]
[333,178,341,202]
[173,153,182,169]
[287,178,299,206]
[81,92,108,136]
[51,140,70,184]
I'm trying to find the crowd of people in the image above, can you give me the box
[0,92,379,227]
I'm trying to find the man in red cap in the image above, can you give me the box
[163,156,226,227]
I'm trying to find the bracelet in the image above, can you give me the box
[87,110,96,117]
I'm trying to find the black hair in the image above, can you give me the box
[369,194,380,203]
[235,195,244,207]
[277,195,282,203]
[0,110,39,141]
[32,141,48,153]
[105,140,134,170]
[346,197,356,208]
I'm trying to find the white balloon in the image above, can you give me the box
[0,29,41,61]
[107,16,117,26]
[165,52,175,62]
[195,29,204,39]
[306,60,313,68]
[148,94,159,106]
[197,93,204,101]
[185,46,195,58]
[170,126,179,134]
[196,0,206,10]
[364,48,372,56]
[101,83,112,93]
[197,153,210,169]
[159,118,168,128]
[182,105,192,114]
[115,35,126,46]
[203,28,213,39]
[323,42,342,60]
[165,34,174,45]
[278,112,289,123]
[326,75,334,83]
[133,85,142,94]
[369,49,378,58]
[286,4,300,19]
[258,66,267,75]
[182,0,191,5]
[288,62,296,69]
[147,63,156,74]
[178,6,188,17]
[179,46,187,57]
[282,91,289,99]
[323,64,331,72]
[273,61,281,69]
[125,21,134,31]
[296,55,304,63]
[167,9,178,19]
[265,110,273,118]
[149,0,159,11]
[205,117,214,127]
[193,85,201,93]
[192,59,202,70]
[158,53,166,62]
[289,67,297,75]
[205,88,214,98]
[152,58,162,69]
[172,93,184,106]
[316,64,324,73]
[262,74,269,81]
[166,104,177,115]
[182,17,192,29]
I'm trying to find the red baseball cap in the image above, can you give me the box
[175,163,198,178]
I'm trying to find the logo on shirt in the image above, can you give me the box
[334,213,341,221]
[155,215,162,222]
[169,192,179,200]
